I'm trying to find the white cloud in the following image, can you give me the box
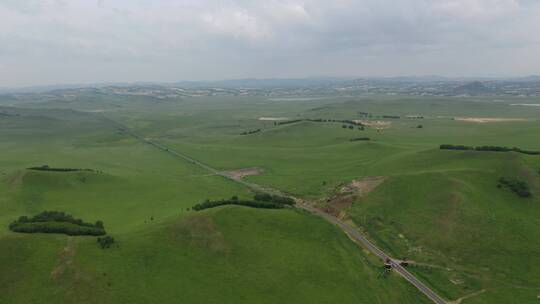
[0,0,539,86]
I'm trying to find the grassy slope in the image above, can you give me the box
[99,95,540,303]
[0,106,428,303]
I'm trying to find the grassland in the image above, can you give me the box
[1,93,540,303]
[0,102,429,303]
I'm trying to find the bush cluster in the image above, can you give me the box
[192,198,285,211]
[349,137,371,142]
[27,165,94,172]
[440,144,540,155]
[8,211,106,236]
[97,236,115,249]
[498,178,532,198]
[277,119,303,125]
[253,193,295,205]
[240,129,261,135]
[439,144,474,151]
[9,221,106,236]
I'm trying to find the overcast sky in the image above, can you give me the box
[1,0,539,87]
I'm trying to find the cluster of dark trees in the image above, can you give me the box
[192,198,285,211]
[27,165,95,172]
[498,178,532,198]
[8,211,106,236]
[440,144,540,155]
[277,119,304,125]
[382,115,400,119]
[350,137,371,142]
[253,193,295,205]
[97,236,115,249]
[440,144,474,151]
[193,193,297,211]
[240,129,261,135]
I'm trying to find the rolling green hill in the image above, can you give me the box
[2,93,540,303]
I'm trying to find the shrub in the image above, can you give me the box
[440,144,540,155]
[27,165,94,172]
[350,137,370,142]
[253,193,295,205]
[192,199,285,211]
[9,221,105,236]
[498,177,532,198]
[97,236,115,249]
[240,129,261,135]
[8,211,106,236]
[440,144,474,151]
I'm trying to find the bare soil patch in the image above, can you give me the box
[51,237,76,280]
[222,167,262,180]
[322,177,386,217]
[3,170,27,187]
[454,117,528,123]
[258,117,288,121]
[448,289,486,304]
[340,176,386,196]
[353,120,392,129]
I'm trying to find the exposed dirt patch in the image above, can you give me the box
[353,120,392,129]
[454,117,528,123]
[172,215,229,254]
[321,177,386,217]
[340,176,386,196]
[3,170,27,187]
[222,167,262,180]
[258,117,288,121]
[51,237,77,281]
[448,289,486,304]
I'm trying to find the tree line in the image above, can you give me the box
[253,193,295,205]
[240,129,261,135]
[192,198,285,211]
[8,211,106,236]
[27,165,96,172]
[440,144,540,155]
[350,137,371,142]
[193,193,296,211]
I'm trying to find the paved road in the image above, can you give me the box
[298,203,446,304]
[104,116,447,304]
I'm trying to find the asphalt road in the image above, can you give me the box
[105,116,447,304]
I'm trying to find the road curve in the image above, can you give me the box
[103,115,447,304]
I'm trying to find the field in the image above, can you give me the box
[1,93,540,303]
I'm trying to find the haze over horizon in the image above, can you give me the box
[1,0,540,87]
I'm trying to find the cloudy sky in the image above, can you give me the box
[1,0,539,87]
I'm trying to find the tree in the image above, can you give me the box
[95,220,104,229]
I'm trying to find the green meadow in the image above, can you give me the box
[1,93,540,303]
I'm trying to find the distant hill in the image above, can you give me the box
[453,81,492,95]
